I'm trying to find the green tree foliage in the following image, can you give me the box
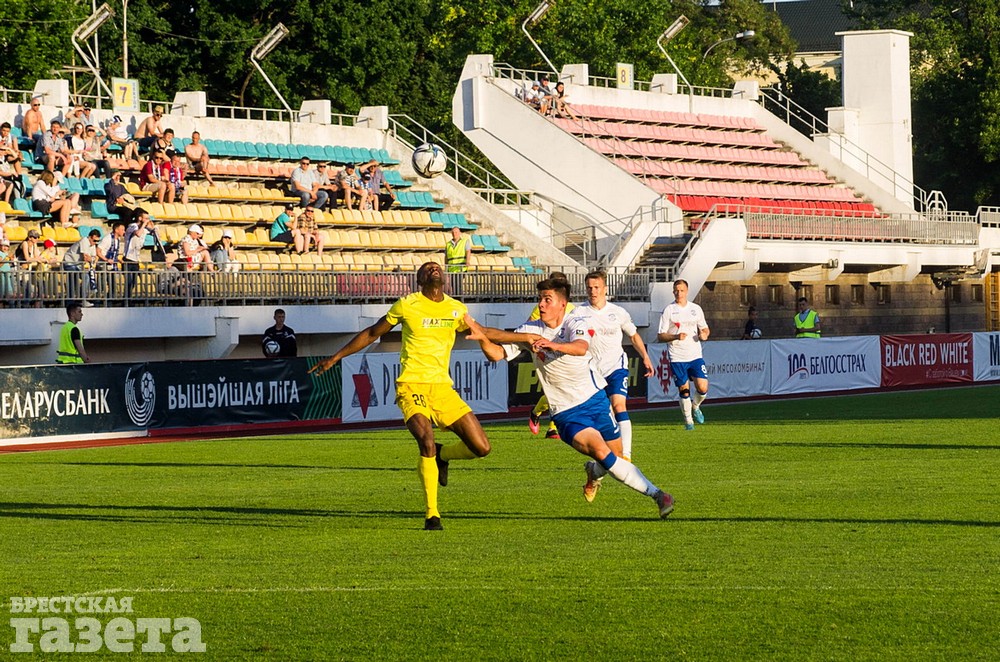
[0,1,792,156]
[849,0,1000,208]
[770,58,842,124]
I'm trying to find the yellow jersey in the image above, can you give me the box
[528,301,575,321]
[385,291,469,384]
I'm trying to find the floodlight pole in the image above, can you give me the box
[656,15,693,96]
[250,23,294,143]
[122,0,129,79]
[522,1,559,77]
[703,30,756,61]
[72,3,116,103]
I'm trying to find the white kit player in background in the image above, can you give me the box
[576,270,653,464]
[466,277,674,518]
[656,279,711,430]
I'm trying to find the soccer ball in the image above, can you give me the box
[411,143,447,178]
[750,328,763,339]
[264,339,281,357]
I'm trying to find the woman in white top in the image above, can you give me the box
[31,170,81,228]
[61,123,97,178]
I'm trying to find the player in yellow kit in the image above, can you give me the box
[310,261,493,531]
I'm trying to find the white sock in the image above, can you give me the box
[680,397,693,423]
[692,390,706,409]
[618,419,633,460]
[606,457,660,497]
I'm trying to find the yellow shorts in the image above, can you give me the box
[396,382,472,429]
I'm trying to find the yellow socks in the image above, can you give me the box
[439,442,478,462]
[417,456,440,519]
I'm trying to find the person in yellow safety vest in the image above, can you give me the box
[57,302,91,364]
[444,226,471,273]
[793,296,821,338]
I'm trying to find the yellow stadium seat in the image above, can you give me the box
[239,252,260,270]
[5,225,27,241]
[204,227,222,244]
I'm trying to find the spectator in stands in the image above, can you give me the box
[181,224,214,271]
[315,163,340,204]
[335,162,368,211]
[742,306,761,340]
[139,150,175,203]
[538,75,554,94]
[445,226,471,273]
[296,206,325,255]
[65,102,88,129]
[184,131,214,185]
[262,308,297,357]
[134,105,165,154]
[123,208,153,305]
[15,229,43,307]
[35,238,61,300]
[104,169,136,218]
[23,97,45,158]
[270,203,302,252]
[0,172,14,204]
[0,237,13,307]
[38,120,69,174]
[363,160,396,212]
[157,249,203,305]
[167,150,188,204]
[96,221,126,300]
[56,302,90,364]
[793,297,821,338]
[82,124,111,177]
[62,123,98,178]
[105,115,138,161]
[152,127,175,155]
[524,80,542,110]
[210,229,240,272]
[540,82,577,120]
[290,157,328,209]
[0,122,24,180]
[62,229,100,304]
[32,170,81,228]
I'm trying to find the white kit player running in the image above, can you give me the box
[575,271,653,502]
[467,277,674,518]
[656,279,711,430]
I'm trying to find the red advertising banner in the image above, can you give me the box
[881,333,974,387]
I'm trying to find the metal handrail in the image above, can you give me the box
[491,63,738,99]
[757,87,930,213]
[1,266,660,307]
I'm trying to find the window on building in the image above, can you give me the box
[877,284,891,305]
[971,284,984,302]
[768,285,784,305]
[850,284,865,305]
[949,284,962,303]
[825,284,840,306]
[740,285,756,307]
[799,284,814,303]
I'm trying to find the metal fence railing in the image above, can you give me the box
[756,88,931,214]
[0,266,662,309]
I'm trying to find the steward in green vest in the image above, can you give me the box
[57,302,90,364]
[793,297,821,338]
[445,227,471,273]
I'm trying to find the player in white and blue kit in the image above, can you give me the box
[577,270,653,464]
[467,277,674,518]
[657,279,711,430]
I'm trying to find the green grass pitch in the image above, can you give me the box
[2,386,998,659]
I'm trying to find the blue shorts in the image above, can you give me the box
[670,358,708,387]
[551,390,621,445]
[603,368,630,400]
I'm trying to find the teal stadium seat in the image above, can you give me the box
[265,143,282,159]
[14,197,43,218]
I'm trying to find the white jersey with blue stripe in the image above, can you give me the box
[503,315,606,415]
[575,302,637,377]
